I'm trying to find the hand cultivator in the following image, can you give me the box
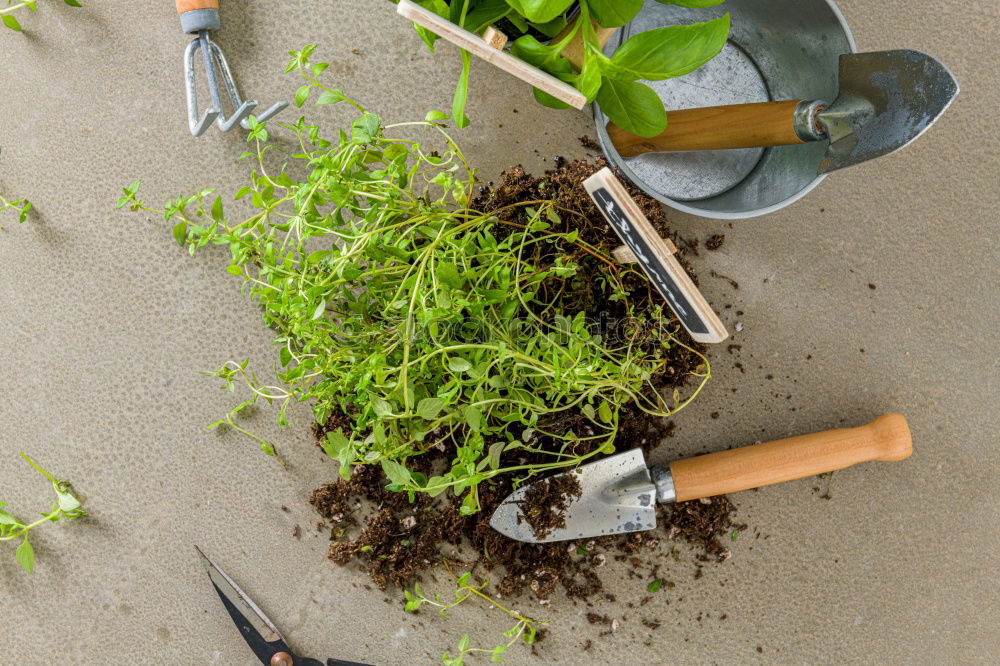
[176,0,287,136]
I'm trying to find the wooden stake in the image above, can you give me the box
[396,0,587,109]
[583,168,729,344]
[551,19,617,71]
[480,25,508,51]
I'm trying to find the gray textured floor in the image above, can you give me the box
[1,1,997,664]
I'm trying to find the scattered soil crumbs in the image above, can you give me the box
[516,469,582,540]
[705,234,726,251]
[307,159,746,648]
[660,496,746,562]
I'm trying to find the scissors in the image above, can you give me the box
[195,546,372,666]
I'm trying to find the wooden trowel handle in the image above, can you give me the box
[669,414,912,502]
[608,100,828,157]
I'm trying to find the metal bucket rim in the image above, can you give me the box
[594,0,857,220]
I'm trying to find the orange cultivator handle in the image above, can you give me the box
[177,0,218,14]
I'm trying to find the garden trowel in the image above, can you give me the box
[491,414,912,543]
[607,50,959,173]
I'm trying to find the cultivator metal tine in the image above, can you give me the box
[241,101,290,130]
[209,39,290,131]
[177,2,287,137]
[184,37,220,137]
[206,37,258,131]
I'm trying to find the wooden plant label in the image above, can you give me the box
[396,0,587,109]
[583,168,729,344]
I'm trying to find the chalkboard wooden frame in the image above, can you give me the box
[583,168,729,344]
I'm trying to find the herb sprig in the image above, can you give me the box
[0,192,32,225]
[0,453,87,573]
[399,0,730,136]
[1,0,83,32]
[405,561,545,664]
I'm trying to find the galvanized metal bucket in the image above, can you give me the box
[595,0,856,219]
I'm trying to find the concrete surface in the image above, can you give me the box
[1,1,997,663]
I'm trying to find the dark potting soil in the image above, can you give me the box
[516,469,583,540]
[309,158,742,614]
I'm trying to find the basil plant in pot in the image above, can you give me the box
[396,0,731,137]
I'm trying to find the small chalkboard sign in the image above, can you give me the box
[583,168,729,344]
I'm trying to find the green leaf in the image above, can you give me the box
[321,431,349,458]
[595,77,666,137]
[504,0,574,23]
[294,85,311,108]
[588,0,643,28]
[573,57,603,102]
[656,0,726,7]
[316,89,346,105]
[486,441,503,470]
[509,35,569,71]
[463,405,482,433]
[351,113,381,143]
[0,509,22,525]
[451,50,472,129]
[447,357,471,373]
[371,397,393,417]
[416,397,445,420]
[321,431,354,479]
[56,489,82,513]
[311,299,327,320]
[425,109,450,123]
[211,195,224,222]
[435,262,465,290]
[381,459,412,486]
[464,0,510,32]
[172,222,188,246]
[598,400,613,424]
[459,491,479,515]
[3,15,22,31]
[16,538,34,573]
[608,15,731,81]
[647,578,664,592]
[64,0,84,6]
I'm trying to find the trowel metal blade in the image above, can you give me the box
[489,449,658,543]
[818,50,959,173]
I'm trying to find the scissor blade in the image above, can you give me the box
[195,545,291,665]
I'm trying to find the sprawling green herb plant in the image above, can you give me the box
[1,0,83,32]
[118,44,708,513]
[1,453,87,573]
[397,0,729,136]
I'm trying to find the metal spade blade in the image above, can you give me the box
[489,450,660,543]
[817,50,959,173]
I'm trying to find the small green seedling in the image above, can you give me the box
[0,193,32,226]
[0,453,87,573]
[405,562,545,664]
[1,0,83,32]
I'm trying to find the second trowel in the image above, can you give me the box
[491,414,912,543]
[607,50,959,174]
